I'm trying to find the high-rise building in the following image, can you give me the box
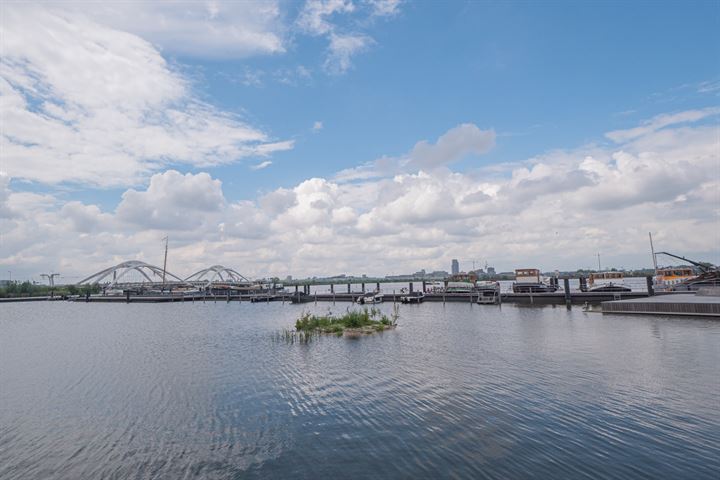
[451,259,459,275]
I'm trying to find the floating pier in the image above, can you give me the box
[602,289,720,317]
[59,290,658,305]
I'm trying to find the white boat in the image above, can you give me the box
[587,272,631,292]
[512,269,558,293]
[475,281,500,304]
[400,291,425,304]
[357,292,384,304]
[445,281,475,293]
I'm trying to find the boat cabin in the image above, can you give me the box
[588,271,624,287]
[515,269,541,283]
[445,281,475,293]
[655,267,695,285]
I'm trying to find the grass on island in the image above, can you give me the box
[274,306,400,344]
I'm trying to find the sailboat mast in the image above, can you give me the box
[162,236,168,286]
[648,232,657,274]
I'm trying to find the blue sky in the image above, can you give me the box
[181,1,720,200]
[1,0,719,280]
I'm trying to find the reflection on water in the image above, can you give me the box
[1,302,718,479]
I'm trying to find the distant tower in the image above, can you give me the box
[451,259,459,275]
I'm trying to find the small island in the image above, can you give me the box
[297,306,399,336]
[275,307,399,343]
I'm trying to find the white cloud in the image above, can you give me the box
[297,0,356,36]
[116,170,225,230]
[38,1,286,58]
[0,6,293,187]
[367,0,403,17]
[2,110,717,281]
[336,123,496,181]
[313,121,324,131]
[605,107,720,142]
[250,161,273,170]
[296,0,400,74]
[324,33,374,74]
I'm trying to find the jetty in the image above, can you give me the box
[601,288,720,317]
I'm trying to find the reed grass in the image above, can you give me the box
[273,305,399,343]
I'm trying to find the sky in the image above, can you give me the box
[1,0,719,282]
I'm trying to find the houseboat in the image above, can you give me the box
[445,281,475,293]
[654,267,696,290]
[475,281,500,304]
[512,269,558,293]
[587,272,631,292]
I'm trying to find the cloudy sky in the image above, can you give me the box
[1,0,718,282]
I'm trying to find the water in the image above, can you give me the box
[1,302,718,479]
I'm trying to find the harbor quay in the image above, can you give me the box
[4,260,719,316]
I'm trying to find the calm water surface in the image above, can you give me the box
[1,302,718,479]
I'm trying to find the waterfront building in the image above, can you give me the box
[451,259,459,275]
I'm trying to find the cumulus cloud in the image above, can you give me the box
[0,173,14,219]
[116,170,225,230]
[0,5,293,187]
[1,110,718,281]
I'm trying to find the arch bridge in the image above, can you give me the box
[185,265,250,285]
[76,261,185,288]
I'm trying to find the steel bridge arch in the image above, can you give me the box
[185,265,249,284]
[76,261,184,287]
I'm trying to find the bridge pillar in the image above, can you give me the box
[361,282,365,292]
[347,283,351,293]
[579,276,587,292]
[376,282,380,292]
[409,282,414,293]
[330,284,334,293]
[422,280,427,292]
[295,285,298,293]
[646,276,654,296]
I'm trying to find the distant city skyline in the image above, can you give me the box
[1,1,718,281]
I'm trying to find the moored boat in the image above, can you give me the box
[652,251,719,292]
[512,269,558,293]
[475,281,500,304]
[357,292,384,304]
[587,272,631,292]
[400,291,425,304]
[290,292,314,304]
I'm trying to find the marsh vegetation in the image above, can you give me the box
[273,306,400,343]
